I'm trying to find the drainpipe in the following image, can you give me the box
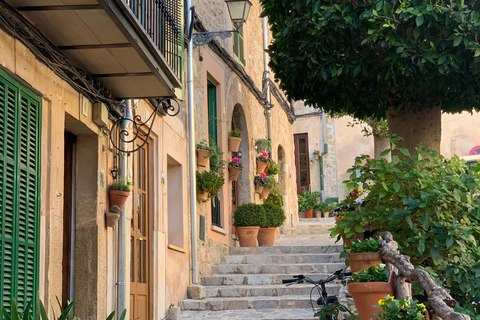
[187,0,199,284]
[319,108,328,203]
[117,100,131,315]
[263,17,272,142]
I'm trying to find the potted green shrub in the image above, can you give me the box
[374,296,428,320]
[342,237,383,273]
[256,152,271,174]
[196,139,211,167]
[297,190,320,218]
[233,203,267,247]
[228,157,243,181]
[256,138,271,153]
[196,170,224,202]
[258,203,286,246]
[228,129,242,152]
[266,160,280,176]
[109,178,132,210]
[348,265,393,320]
[254,173,267,194]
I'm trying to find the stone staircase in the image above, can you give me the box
[178,218,345,320]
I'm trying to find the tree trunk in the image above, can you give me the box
[373,133,391,161]
[386,104,441,154]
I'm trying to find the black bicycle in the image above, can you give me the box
[282,269,354,320]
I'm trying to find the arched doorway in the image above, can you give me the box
[231,104,250,209]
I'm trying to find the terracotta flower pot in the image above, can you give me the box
[228,136,242,152]
[109,190,130,210]
[236,226,260,247]
[228,166,242,181]
[305,209,314,218]
[344,232,365,247]
[347,251,382,273]
[264,163,271,174]
[335,215,345,222]
[348,273,394,320]
[256,160,268,174]
[260,187,269,200]
[255,183,264,194]
[105,212,120,228]
[197,190,209,202]
[257,227,276,246]
[196,149,211,167]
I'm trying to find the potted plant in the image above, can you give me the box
[374,296,428,320]
[256,138,271,153]
[233,203,267,247]
[348,265,393,320]
[196,139,211,167]
[109,178,132,210]
[297,190,320,218]
[342,237,383,273]
[254,172,267,194]
[266,160,280,176]
[196,170,225,202]
[256,152,271,174]
[228,129,242,152]
[261,175,278,200]
[258,202,286,246]
[228,157,243,181]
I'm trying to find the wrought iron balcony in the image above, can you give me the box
[5,0,184,99]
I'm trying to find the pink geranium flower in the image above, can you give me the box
[262,152,269,158]
[260,172,266,179]
[232,157,240,163]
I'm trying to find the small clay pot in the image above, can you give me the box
[109,190,130,210]
[255,183,264,194]
[347,251,382,273]
[197,190,209,202]
[256,161,268,174]
[197,149,211,167]
[305,209,314,218]
[228,136,242,152]
[229,166,242,181]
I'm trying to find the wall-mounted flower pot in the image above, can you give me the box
[260,187,269,200]
[347,251,382,273]
[105,212,120,228]
[305,209,314,218]
[228,137,242,152]
[257,227,276,246]
[236,226,260,247]
[197,190,209,202]
[255,183,264,194]
[256,160,268,174]
[196,149,211,167]
[348,273,394,320]
[109,190,130,210]
[228,166,242,181]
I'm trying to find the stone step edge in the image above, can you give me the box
[180,294,322,303]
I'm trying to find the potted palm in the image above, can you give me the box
[256,152,271,174]
[228,129,242,152]
[297,190,320,218]
[254,173,267,194]
[196,170,225,202]
[258,203,286,246]
[109,178,132,210]
[233,203,267,247]
[342,237,383,273]
[348,265,394,320]
[228,157,243,181]
[196,139,211,167]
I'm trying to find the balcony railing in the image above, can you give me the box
[125,0,183,81]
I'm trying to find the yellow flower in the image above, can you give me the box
[358,187,364,192]
[386,208,390,211]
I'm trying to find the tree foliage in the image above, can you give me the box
[260,0,480,119]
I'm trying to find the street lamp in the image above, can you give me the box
[188,0,253,48]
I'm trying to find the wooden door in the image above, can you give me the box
[130,143,150,320]
[294,134,310,194]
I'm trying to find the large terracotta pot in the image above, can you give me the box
[228,166,242,181]
[348,273,394,320]
[256,161,268,174]
[196,149,211,167]
[197,190,209,202]
[305,209,314,218]
[236,226,260,247]
[347,251,382,273]
[257,227,276,246]
[260,187,269,200]
[228,136,242,152]
[109,190,130,210]
[255,183,264,194]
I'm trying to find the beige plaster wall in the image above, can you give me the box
[441,111,480,158]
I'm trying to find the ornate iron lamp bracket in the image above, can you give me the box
[192,30,238,48]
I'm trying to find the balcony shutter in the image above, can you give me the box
[0,70,41,316]
[233,28,245,65]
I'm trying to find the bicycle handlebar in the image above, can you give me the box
[282,278,300,284]
[283,269,351,286]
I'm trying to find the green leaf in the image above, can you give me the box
[355,225,365,233]
[399,148,410,156]
[446,237,454,249]
[431,246,440,258]
[416,14,424,27]
[438,56,447,65]
[379,149,391,156]
[382,182,388,191]
[418,239,425,254]
[421,213,431,227]
[393,181,401,193]
[453,36,463,47]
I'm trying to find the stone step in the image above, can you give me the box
[223,252,343,265]
[179,294,325,311]
[292,224,336,235]
[179,308,318,319]
[201,272,341,287]
[230,244,343,255]
[213,262,346,275]
[204,283,339,298]
[298,217,336,224]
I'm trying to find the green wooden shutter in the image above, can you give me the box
[233,28,245,65]
[207,81,217,144]
[0,69,41,316]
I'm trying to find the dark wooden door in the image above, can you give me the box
[294,134,310,194]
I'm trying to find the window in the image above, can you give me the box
[0,69,41,314]
[294,134,310,194]
[207,81,221,227]
[233,27,245,65]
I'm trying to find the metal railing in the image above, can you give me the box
[124,0,183,80]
